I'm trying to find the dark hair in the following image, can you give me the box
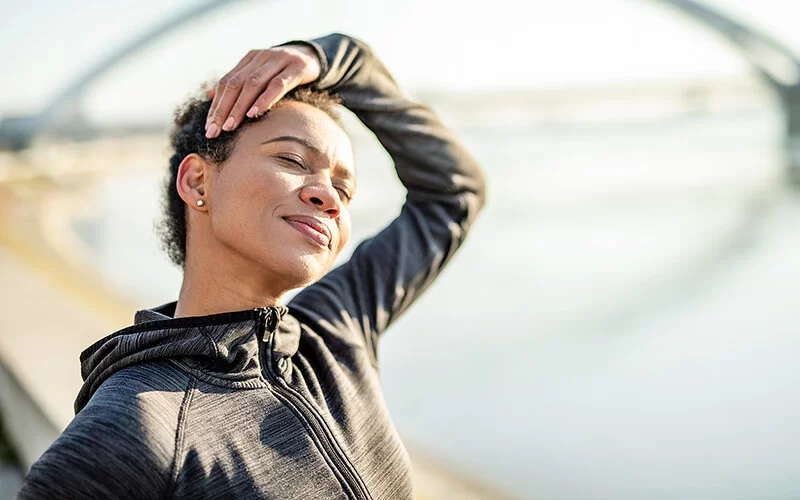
[158,87,343,267]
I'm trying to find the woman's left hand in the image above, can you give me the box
[205,44,321,138]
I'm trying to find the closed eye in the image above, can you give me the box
[277,155,307,170]
[335,186,352,203]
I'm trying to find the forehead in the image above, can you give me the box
[239,101,353,168]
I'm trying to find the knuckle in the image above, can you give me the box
[246,72,265,87]
[229,103,246,116]
[223,75,244,90]
[272,76,290,90]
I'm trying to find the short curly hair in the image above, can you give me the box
[158,87,343,267]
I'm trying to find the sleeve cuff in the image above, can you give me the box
[274,39,329,86]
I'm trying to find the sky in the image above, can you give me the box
[2,0,800,122]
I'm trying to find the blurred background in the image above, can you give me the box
[1,0,799,498]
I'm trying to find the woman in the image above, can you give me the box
[19,33,485,499]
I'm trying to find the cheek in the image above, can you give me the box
[336,212,352,251]
[213,171,258,227]
[215,166,292,215]
[211,166,287,243]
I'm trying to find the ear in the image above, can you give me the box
[177,153,210,211]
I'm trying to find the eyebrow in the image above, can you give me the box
[262,135,323,156]
[261,135,356,184]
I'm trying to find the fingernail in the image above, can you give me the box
[222,116,235,131]
[206,123,218,139]
[246,106,258,118]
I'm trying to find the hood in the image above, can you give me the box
[74,302,299,413]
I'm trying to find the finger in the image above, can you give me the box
[221,60,288,132]
[207,50,257,106]
[206,50,258,128]
[249,65,304,117]
[206,66,256,138]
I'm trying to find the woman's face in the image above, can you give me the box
[204,101,355,290]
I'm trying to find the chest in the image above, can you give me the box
[174,336,412,500]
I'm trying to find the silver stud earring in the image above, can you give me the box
[196,199,205,207]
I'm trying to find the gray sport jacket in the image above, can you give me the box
[18,33,486,500]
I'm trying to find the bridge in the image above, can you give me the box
[0,0,799,183]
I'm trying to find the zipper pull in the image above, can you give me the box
[258,307,278,342]
[258,307,291,378]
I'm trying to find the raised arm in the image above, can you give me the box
[288,34,486,361]
[205,33,486,363]
[308,33,486,219]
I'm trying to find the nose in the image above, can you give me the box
[299,180,340,218]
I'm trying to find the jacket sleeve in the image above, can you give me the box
[288,33,487,363]
[17,387,174,499]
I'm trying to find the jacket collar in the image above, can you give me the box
[135,301,301,360]
[75,302,300,413]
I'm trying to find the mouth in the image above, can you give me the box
[283,215,332,249]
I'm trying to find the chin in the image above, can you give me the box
[268,252,332,290]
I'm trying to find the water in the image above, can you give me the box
[68,104,800,499]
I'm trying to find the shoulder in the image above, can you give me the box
[88,361,191,440]
[18,362,189,499]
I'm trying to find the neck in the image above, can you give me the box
[174,275,282,319]
[174,246,285,319]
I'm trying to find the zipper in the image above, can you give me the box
[256,308,371,500]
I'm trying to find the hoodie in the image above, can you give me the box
[18,33,485,500]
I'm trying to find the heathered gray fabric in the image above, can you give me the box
[18,33,486,500]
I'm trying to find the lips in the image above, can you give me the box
[283,215,332,248]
